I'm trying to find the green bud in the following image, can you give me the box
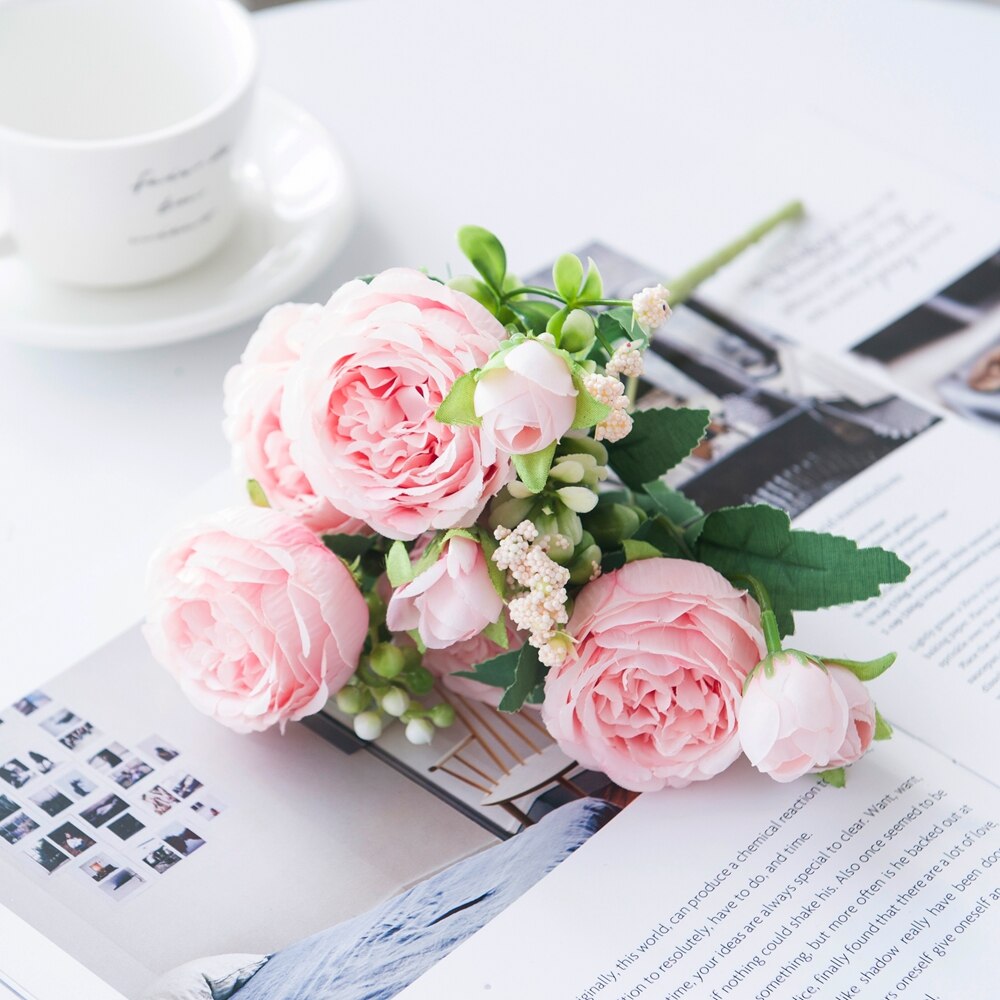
[569,544,603,585]
[353,711,383,741]
[560,309,596,354]
[556,503,584,547]
[429,703,456,728]
[556,486,599,514]
[405,717,436,746]
[336,685,368,715]
[370,643,405,679]
[585,502,641,547]
[506,480,535,499]
[552,253,584,300]
[402,645,423,671]
[556,435,608,466]
[380,687,411,717]
[487,495,536,531]
[549,458,584,484]
[401,665,435,696]
[546,532,575,565]
[365,590,386,629]
[447,275,496,312]
[545,307,569,338]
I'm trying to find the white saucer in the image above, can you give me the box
[0,89,356,351]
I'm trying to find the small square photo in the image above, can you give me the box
[100,866,146,901]
[88,743,129,773]
[112,758,153,790]
[55,771,96,800]
[168,774,203,801]
[107,813,145,841]
[137,735,180,764]
[141,843,182,874]
[13,692,52,717]
[80,852,122,883]
[40,709,79,737]
[59,723,101,753]
[80,793,129,828]
[188,796,225,822]
[25,750,57,775]
[0,759,33,790]
[29,785,73,819]
[0,812,39,845]
[160,824,205,857]
[27,838,69,874]
[47,821,96,857]
[142,785,179,816]
[0,794,20,822]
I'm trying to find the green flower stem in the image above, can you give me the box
[502,285,566,303]
[666,199,804,308]
[731,573,783,655]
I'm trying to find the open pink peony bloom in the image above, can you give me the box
[473,339,577,455]
[738,653,854,782]
[223,303,368,535]
[386,536,503,650]
[825,666,877,770]
[281,269,511,540]
[144,507,368,734]
[542,558,764,791]
[423,620,524,708]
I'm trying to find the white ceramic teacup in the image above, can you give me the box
[0,0,258,288]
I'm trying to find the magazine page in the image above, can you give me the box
[0,627,497,998]
[399,731,1000,1000]
[689,118,1000,429]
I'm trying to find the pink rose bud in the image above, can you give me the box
[473,339,578,455]
[542,558,765,791]
[223,303,369,535]
[824,666,877,769]
[145,507,368,734]
[738,652,853,783]
[386,536,503,650]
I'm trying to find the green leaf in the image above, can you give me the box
[525,682,546,705]
[386,540,415,587]
[874,708,893,741]
[322,533,376,561]
[604,408,710,491]
[247,479,269,508]
[694,504,911,636]
[482,615,509,649]
[570,371,611,430]
[478,531,507,597]
[818,767,846,788]
[552,253,584,301]
[579,257,603,300]
[632,515,688,559]
[435,372,480,426]
[499,643,545,713]
[457,225,507,291]
[821,652,896,682]
[508,299,559,334]
[623,539,661,562]
[454,647,520,689]
[642,479,704,528]
[513,443,557,494]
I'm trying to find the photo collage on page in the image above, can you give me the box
[0,689,224,903]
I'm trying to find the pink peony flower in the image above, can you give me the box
[738,652,854,783]
[144,507,368,734]
[282,269,511,540]
[223,303,368,535]
[473,339,577,455]
[542,558,764,791]
[386,536,503,650]
[423,621,525,708]
[825,666,876,770]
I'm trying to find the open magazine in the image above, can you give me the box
[3,139,1000,998]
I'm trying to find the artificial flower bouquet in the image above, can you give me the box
[145,203,909,794]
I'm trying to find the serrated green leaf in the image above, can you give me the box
[525,682,546,705]
[322,533,376,561]
[386,540,415,587]
[499,643,545,713]
[631,515,688,559]
[435,372,480,426]
[513,442,557,494]
[604,407,710,491]
[457,225,507,291]
[821,652,896,682]
[553,253,584,301]
[874,708,893,741]
[642,479,704,528]
[454,647,520,689]
[579,257,603,300]
[694,504,911,637]
[479,531,508,598]
[623,539,661,562]
[481,615,509,649]
[508,299,559,334]
[818,767,846,788]
[247,479,269,508]
[570,372,611,430]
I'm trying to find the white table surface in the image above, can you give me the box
[0,0,997,993]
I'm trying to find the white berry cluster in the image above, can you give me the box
[605,340,644,378]
[583,373,633,443]
[493,521,572,668]
[632,284,671,333]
